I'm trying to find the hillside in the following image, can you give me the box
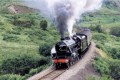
[80,0,120,80]
[0,0,60,79]
[104,0,120,10]
[0,0,120,80]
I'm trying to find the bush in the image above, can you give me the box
[39,43,53,56]
[89,25,97,31]
[0,74,23,80]
[93,57,110,75]
[85,76,97,80]
[99,75,112,80]
[85,75,112,80]
[12,15,35,28]
[13,20,33,28]
[96,25,104,33]
[96,44,120,59]
[93,33,107,42]
[7,30,21,35]
[40,20,48,30]
[29,68,38,76]
[110,27,120,37]
[110,60,120,80]
[89,25,105,33]
[0,22,4,25]
[29,65,47,76]
[103,46,120,59]
[110,48,120,59]
[96,43,107,53]
[3,34,20,42]
[0,54,48,75]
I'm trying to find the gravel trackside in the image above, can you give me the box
[55,42,96,80]
[28,42,96,80]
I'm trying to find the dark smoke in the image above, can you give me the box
[54,2,73,38]
[23,0,103,38]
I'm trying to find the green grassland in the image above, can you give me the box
[0,13,60,79]
[0,0,60,79]
[83,0,120,80]
[0,0,120,80]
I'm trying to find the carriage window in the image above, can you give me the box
[82,39,87,50]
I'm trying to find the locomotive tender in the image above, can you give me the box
[51,29,92,68]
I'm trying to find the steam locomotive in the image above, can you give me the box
[51,29,92,69]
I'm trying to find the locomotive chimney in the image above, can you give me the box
[60,30,65,41]
[60,33,64,40]
[61,38,64,41]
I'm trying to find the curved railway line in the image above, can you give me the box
[39,69,66,80]
[27,42,96,80]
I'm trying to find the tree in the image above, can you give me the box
[39,43,52,56]
[93,57,110,75]
[96,24,103,33]
[110,61,120,80]
[1,54,48,75]
[0,74,24,80]
[40,20,48,30]
[110,27,120,37]
[111,48,120,59]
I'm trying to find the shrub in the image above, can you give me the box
[85,76,96,80]
[89,25,105,33]
[3,34,20,42]
[0,22,4,25]
[93,57,110,75]
[12,15,35,28]
[0,54,48,75]
[85,75,112,80]
[29,68,38,76]
[93,33,107,42]
[97,42,120,59]
[99,75,112,80]
[110,48,120,59]
[96,25,103,33]
[110,60,120,80]
[39,43,53,56]
[13,20,33,28]
[110,27,120,37]
[29,65,47,76]
[96,43,107,53]
[89,25,96,31]
[7,30,21,35]
[40,20,48,30]
[0,74,23,80]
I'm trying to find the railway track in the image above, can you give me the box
[28,42,96,80]
[38,69,66,80]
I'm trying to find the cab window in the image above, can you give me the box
[59,46,69,52]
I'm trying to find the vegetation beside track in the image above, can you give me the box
[0,0,120,80]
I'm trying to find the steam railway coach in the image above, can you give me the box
[51,29,92,69]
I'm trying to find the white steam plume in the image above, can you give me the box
[23,0,103,38]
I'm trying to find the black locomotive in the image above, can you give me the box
[51,29,92,68]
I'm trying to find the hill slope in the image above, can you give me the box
[0,0,120,80]
[81,0,120,80]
